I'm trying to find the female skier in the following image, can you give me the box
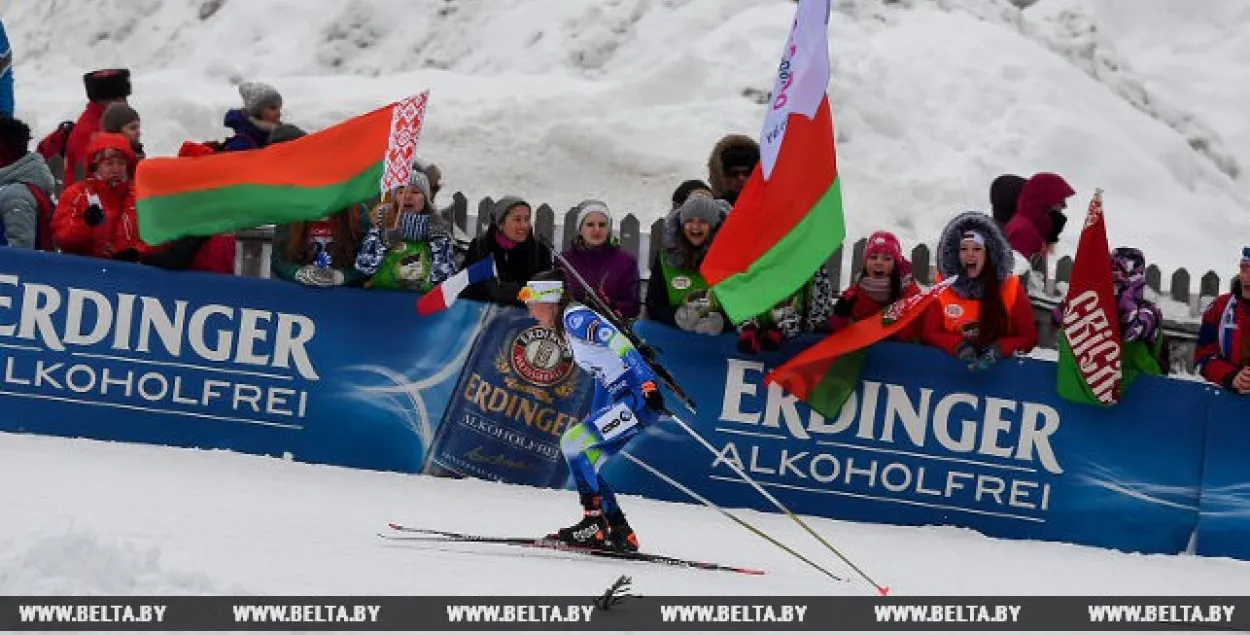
[518,270,667,552]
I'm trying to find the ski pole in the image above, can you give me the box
[620,450,844,584]
[664,409,890,595]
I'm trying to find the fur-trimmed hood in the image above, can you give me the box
[707,134,759,200]
[660,204,729,270]
[937,212,1015,298]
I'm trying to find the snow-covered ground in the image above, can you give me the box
[3,431,1249,601]
[5,0,1250,278]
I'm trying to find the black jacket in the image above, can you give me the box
[461,227,553,306]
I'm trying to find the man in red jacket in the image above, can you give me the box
[63,69,132,187]
[1195,248,1250,394]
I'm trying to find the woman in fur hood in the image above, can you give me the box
[920,212,1038,370]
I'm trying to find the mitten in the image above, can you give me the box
[759,328,784,351]
[84,203,105,227]
[737,327,761,355]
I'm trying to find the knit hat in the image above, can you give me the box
[268,123,306,144]
[239,81,282,118]
[671,179,712,208]
[404,170,432,204]
[1240,246,1250,268]
[84,69,132,102]
[864,231,903,264]
[721,144,759,172]
[989,174,1026,226]
[678,195,722,228]
[574,199,612,233]
[491,195,530,225]
[961,230,986,247]
[100,102,140,133]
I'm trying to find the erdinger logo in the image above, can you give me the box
[510,326,574,386]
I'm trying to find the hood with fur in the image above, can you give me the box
[707,134,759,200]
[937,211,1015,298]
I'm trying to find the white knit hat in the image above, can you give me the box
[239,81,283,117]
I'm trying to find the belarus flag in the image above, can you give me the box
[416,255,497,316]
[700,0,845,324]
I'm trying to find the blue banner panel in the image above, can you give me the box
[0,249,482,473]
[605,323,1210,555]
[426,304,594,488]
[1195,389,1250,560]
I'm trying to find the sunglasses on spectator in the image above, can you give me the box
[726,167,752,179]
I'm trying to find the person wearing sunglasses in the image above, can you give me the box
[707,133,759,206]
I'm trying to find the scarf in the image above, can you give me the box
[858,275,892,305]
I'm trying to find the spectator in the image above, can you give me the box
[1004,172,1074,266]
[670,179,713,212]
[63,69,132,187]
[101,102,143,160]
[267,125,367,287]
[1052,247,1169,375]
[921,211,1038,370]
[163,142,236,275]
[645,195,729,335]
[355,171,454,292]
[558,199,640,319]
[990,174,1026,232]
[0,115,56,250]
[828,231,922,339]
[51,132,139,259]
[461,196,553,306]
[707,134,759,206]
[222,81,282,152]
[1194,247,1250,394]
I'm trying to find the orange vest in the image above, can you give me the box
[935,275,1021,336]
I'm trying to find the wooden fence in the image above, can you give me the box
[234,193,1213,373]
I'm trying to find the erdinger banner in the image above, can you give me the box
[1195,393,1250,561]
[425,304,594,488]
[0,249,481,473]
[605,323,1209,555]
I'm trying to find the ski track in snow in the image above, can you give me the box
[2,432,1249,635]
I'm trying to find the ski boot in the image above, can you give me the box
[549,493,610,549]
[604,510,639,553]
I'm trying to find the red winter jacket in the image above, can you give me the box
[1194,290,1250,389]
[1004,173,1074,262]
[829,279,923,341]
[51,134,143,259]
[191,235,237,274]
[63,101,110,188]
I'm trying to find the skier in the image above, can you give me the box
[518,270,667,552]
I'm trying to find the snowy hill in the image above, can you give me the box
[6,0,1249,277]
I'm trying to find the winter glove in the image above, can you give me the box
[84,203,105,227]
[759,328,784,351]
[294,265,346,287]
[955,341,980,371]
[737,327,762,355]
[827,314,851,333]
[691,311,725,336]
[641,381,665,413]
[977,344,1003,371]
[833,293,855,318]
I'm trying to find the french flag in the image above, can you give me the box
[416,255,498,316]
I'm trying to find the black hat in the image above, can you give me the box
[989,174,1027,226]
[84,69,132,102]
[721,144,759,172]
[671,179,712,208]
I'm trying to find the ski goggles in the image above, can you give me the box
[518,280,564,304]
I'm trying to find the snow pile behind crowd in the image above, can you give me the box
[4,0,1249,277]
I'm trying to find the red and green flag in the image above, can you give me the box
[136,92,429,245]
[767,276,956,418]
[1056,189,1124,406]
[700,0,845,324]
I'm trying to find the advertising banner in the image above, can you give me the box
[425,304,594,488]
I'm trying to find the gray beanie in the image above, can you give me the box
[405,170,432,204]
[678,195,722,228]
[491,195,530,225]
[100,102,140,133]
[239,81,283,118]
[574,199,612,233]
[268,123,306,144]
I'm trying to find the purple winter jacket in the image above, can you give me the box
[559,243,641,319]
